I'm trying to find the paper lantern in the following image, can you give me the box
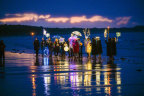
[46,33,50,38]
[64,46,69,51]
[104,29,107,38]
[116,32,121,37]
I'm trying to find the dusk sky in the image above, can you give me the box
[0,0,144,28]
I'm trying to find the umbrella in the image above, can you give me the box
[72,31,82,36]
[52,35,61,39]
[59,37,65,43]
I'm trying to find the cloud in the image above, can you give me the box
[116,16,131,25]
[0,13,113,24]
[45,17,69,23]
[0,13,50,23]
[70,15,113,23]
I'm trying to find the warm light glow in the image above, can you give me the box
[31,32,35,36]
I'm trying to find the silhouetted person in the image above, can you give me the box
[54,38,59,56]
[96,37,102,59]
[0,40,5,59]
[0,40,5,68]
[35,55,40,66]
[41,38,46,56]
[111,38,117,58]
[48,40,53,57]
[78,38,83,58]
[92,38,97,59]
[34,38,40,57]
[105,38,112,59]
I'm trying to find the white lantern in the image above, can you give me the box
[46,33,50,38]
[43,29,47,35]
[104,29,107,38]
[64,46,69,51]
[116,32,121,37]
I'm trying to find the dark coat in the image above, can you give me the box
[54,41,59,52]
[111,38,117,56]
[92,39,97,55]
[0,41,5,52]
[105,39,112,56]
[41,40,46,49]
[34,40,40,51]
[73,41,79,53]
[96,40,102,54]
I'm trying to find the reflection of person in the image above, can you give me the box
[34,38,40,56]
[41,38,46,56]
[96,37,102,59]
[84,38,91,58]
[35,56,40,66]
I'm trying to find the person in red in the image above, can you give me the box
[72,40,79,60]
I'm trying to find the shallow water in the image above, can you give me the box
[0,32,144,96]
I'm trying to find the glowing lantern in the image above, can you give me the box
[80,42,83,46]
[64,46,69,51]
[46,33,50,38]
[116,32,121,37]
[31,32,35,36]
[43,29,47,35]
[104,29,107,38]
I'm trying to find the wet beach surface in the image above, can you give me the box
[0,51,144,96]
[1,32,144,96]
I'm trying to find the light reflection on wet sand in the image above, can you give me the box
[3,52,122,96]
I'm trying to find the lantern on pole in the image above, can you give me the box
[46,33,50,38]
[116,32,121,41]
[104,29,107,38]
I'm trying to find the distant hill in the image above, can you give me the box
[0,24,144,36]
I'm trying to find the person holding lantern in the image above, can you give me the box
[96,37,103,60]
[78,38,83,58]
[92,38,97,59]
[84,37,92,59]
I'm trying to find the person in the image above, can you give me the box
[0,40,5,59]
[53,38,59,56]
[48,40,53,57]
[91,38,97,59]
[60,42,65,57]
[111,37,117,59]
[84,37,91,59]
[105,38,115,60]
[68,40,74,58]
[73,40,79,59]
[78,38,83,58]
[34,37,40,56]
[41,38,46,56]
[96,37,103,59]
[0,40,5,67]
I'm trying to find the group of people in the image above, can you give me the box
[33,37,83,59]
[33,36,117,60]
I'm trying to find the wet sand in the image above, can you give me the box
[0,51,144,96]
